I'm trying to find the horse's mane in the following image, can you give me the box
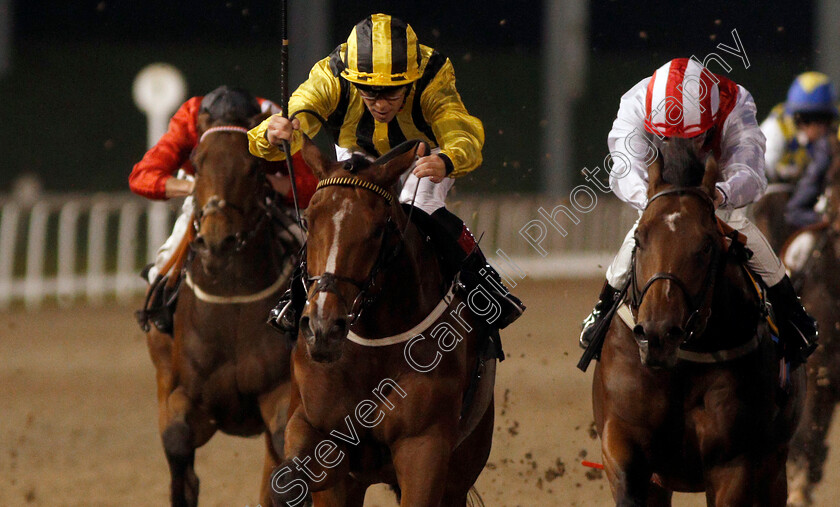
[658,138,706,187]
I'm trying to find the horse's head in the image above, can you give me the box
[631,138,722,368]
[297,136,421,363]
[191,110,275,275]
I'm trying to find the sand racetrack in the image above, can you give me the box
[3,279,840,506]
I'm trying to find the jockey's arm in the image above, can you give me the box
[607,78,654,211]
[129,97,201,200]
[248,58,340,161]
[785,135,832,228]
[422,58,485,178]
[715,87,768,209]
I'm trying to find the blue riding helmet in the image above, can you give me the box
[785,72,839,116]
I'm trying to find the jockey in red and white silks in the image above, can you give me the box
[606,58,778,288]
[580,58,817,362]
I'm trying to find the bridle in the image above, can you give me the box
[191,126,274,254]
[629,187,722,343]
[302,176,406,326]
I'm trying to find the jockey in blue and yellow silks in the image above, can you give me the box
[760,72,839,228]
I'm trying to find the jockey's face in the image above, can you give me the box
[357,85,408,123]
[795,113,835,143]
[799,122,832,143]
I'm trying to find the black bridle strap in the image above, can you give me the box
[647,187,715,211]
[304,218,403,325]
[192,125,274,253]
[631,187,723,340]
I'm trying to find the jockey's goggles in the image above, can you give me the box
[794,112,836,126]
[355,84,409,101]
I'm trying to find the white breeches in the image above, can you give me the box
[147,195,193,283]
[606,208,787,289]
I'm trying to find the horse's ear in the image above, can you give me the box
[701,155,720,196]
[197,112,213,137]
[249,111,272,129]
[299,134,333,181]
[372,143,423,188]
[647,149,664,199]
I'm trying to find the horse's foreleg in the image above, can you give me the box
[270,407,351,506]
[601,419,653,507]
[391,425,454,507]
[260,384,293,505]
[160,386,216,507]
[706,448,788,507]
[788,359,837,506]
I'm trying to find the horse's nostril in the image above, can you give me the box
[193,235,207,249]
[299,316,311,337]
[633,324,645,338]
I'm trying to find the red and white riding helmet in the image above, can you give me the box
[644,58,721,138]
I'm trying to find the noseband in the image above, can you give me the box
[304,177,403,325]
[630,187,721,343]
[191,126,273,253]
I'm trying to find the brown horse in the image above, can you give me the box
[267,136,497,506]
[592,142,804,506]
[751,183,796,253]
[145,111,301,506]
[786,167,840,506]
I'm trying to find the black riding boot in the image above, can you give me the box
[767,275,818,364]
[429,208,525,330]
[267,266,307,340]
[579,281,621,349]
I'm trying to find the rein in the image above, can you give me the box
[630,187,722,343]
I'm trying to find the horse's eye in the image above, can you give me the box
[699,239,714,257]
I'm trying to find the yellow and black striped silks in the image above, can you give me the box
[340,13,422,86]
[248,15,484,178]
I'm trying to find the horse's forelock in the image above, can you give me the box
[343,153,374,174]
[659,138,705,187]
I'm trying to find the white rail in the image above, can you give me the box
[0,193,174,309]
[0,192,636,309]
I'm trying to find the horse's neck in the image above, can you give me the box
[354,220,443,337]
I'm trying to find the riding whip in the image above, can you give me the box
[279,0,303,227]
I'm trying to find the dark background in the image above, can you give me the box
[0,0,815,195]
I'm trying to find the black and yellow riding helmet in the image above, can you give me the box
[340,14,422,87]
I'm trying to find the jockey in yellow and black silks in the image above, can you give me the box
[249,14,524,337]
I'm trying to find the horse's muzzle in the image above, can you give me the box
[634,321,684,368]
[300,314,347,363]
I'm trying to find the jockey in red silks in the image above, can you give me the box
[129,86,317,283]
[580,58,818,363]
